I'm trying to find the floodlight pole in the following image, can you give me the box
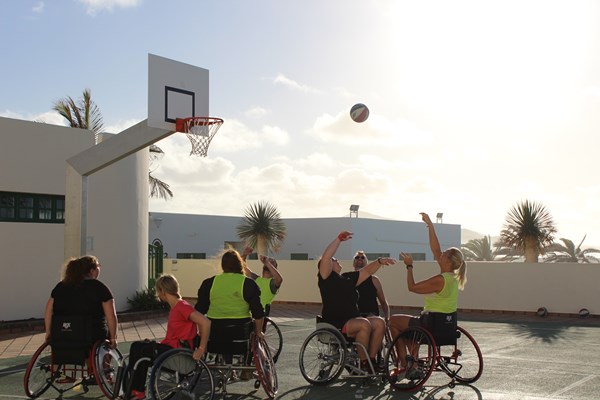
[64,119,173,259]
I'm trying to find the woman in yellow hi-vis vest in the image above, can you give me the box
[241,248,284,316]
[388,212,468,380]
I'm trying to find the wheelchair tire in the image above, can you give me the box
[438,326,483,384]
[148,348,215,400]
[264,317,283,363]
[299,328,347,385]
[384,326,437,392]
[92,340,124,399]
[24,342,53,398]
[253,335,279,399]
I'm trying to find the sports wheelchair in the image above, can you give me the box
[24,315,123,399]
[299,316,392,385]
[197,320,278,398]
[263,316,283,363]
[383,312,483,391]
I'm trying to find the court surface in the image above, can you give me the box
[1,304,599,399]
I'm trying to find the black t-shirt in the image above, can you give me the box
[318,270,360,329]
[51,279,113,340]
[350,275,379,316]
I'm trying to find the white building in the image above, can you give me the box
[148,212,461,262]
[0,117,149,321]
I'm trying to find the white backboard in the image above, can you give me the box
[148,54,209,131]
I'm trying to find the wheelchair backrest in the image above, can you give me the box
[50,315,94,365]
[422,311,458,346]
[207,320,252,355]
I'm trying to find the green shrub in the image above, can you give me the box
[126,287,168,311]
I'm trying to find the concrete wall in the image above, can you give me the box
[149,212,461,261]
[0,117,149,321]
[164,259,599,316]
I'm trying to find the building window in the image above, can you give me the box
[176,253,206,259]
[366,253,390,260]
[291,253,308,260]
[405,252,426,261]
[0,191,65,223]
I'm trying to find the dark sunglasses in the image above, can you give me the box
[354,255,365,260]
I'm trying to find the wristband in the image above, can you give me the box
[406,265,413,270]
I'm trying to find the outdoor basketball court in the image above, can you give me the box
[1,312,599,399]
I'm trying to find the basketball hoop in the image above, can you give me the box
[175,117,224,157]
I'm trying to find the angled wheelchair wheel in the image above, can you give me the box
[385,327,437,392]
[438,326,483,384]
[24,342,53,398]
[253,336,279,399]
[299,328,346,385]
[92,340,124,399]
[148,348,215,400]
[264,317,283,363]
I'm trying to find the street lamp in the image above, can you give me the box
[436,212,443,223]
[350,204,360,218]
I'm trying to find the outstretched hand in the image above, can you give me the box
[337,231,353,241]
[242,245,254,258]
[420,212,433,227]
[400,252,413,266]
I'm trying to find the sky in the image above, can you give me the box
[2,0,600,247]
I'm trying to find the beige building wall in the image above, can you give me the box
[164,259,599,316]
[0,117,149,321]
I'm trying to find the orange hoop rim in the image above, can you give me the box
[175,117,223,133]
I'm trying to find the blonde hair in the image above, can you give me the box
[155,274,180,297]
[447,247,467,290]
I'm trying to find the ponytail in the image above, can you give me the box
[455,260,467,290]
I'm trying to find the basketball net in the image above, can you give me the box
[175,117,224,157]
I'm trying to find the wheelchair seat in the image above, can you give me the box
[50,315,94,365]
[207,320,253,355]
[315,315,354,344]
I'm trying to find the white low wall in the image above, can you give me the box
[165,259,599,316]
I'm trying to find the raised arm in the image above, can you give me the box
[400,251,444,294]
[241,246,258,279]
[319,231,352,279]
[189,311,211,360]
[420,212,442,262]
[260,255,283,288]
[357,257,396,286]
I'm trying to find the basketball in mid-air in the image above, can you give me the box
[350,103,369,123]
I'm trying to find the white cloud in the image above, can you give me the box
[244,106,268,119]
[272,74,322,94]
[32,2,44,13]
[582,86,600,98]
[208,119,289,153]
[77,0,141,15]
[0,110,65,126]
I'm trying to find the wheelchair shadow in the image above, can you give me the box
[275,382,483,400]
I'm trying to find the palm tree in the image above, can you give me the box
[544,235,600,263]
[499,200,556,263]
[236,201,287,256]
[54,89,172,199]
[461,236,496,261]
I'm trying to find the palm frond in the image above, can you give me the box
[149,174,173,200]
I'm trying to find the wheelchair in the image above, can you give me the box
[199,320,278,399]
[299,316,391,386]
[383,312,483,392]
[24,315,123,399]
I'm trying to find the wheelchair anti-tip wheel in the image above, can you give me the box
[299,328,347,385]
[148,348,215,400]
